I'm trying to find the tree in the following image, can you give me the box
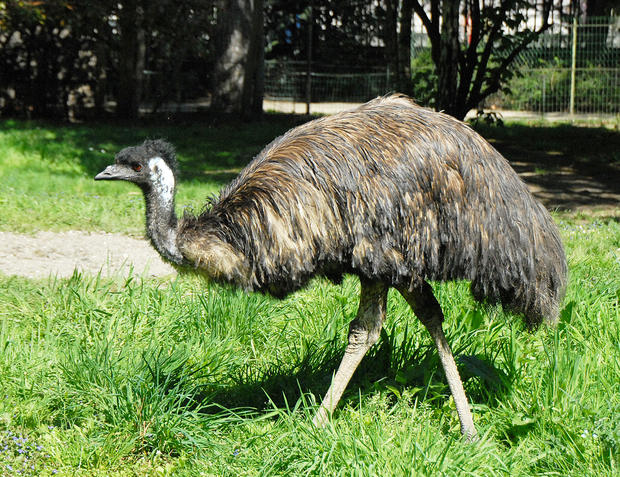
[0,0,110,118]
[581,0,617,67]
[265,1,387,70]
[211,0,264,118]
[128,0,215,114]
[0,0,216,119]
[116,0,146,119]
[384,0,414,94]
[411,0,557,119]
[585,0,616,18]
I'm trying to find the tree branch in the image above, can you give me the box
[411,0,440,63]
[457,0,482,107]
[468,22,502,105]
[477,3,552,102]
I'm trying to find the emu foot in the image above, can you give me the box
[312,406,330,428]
[463,424,478,442]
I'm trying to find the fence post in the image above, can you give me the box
[305,5,313,115]
[541,74,546,117]
[569,15,578,115]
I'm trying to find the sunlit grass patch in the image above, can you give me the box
[0,117,297,234]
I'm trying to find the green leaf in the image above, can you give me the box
[385,385,401,400]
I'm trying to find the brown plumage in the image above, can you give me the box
[95,94,567,438]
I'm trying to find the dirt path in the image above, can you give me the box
[0,231,175,280]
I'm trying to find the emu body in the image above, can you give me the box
[95,95,567,438]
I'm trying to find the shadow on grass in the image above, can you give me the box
[3,115,618,210]
[0,113,309,184]
[473,122,620,210]
[197,333,511,417]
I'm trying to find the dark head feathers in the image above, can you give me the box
[114,138,179,178]
[142,139,178,176]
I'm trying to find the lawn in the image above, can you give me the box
[0,116,618,476]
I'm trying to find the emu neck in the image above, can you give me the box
[142,166,184,265]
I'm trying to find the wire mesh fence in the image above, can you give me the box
[485,16,620,115]
[264,61,391,104]
[487,67,619,115]
[266,16,619,117]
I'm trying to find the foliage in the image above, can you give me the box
[0,429,57,476]
[265,0,386,70]
[0,0,110,117]
[0,0,214,119]
[495,65,620,114]
[1,1,617,120]
[410,49,437,108]
[410,0,563,119]
[470,109,504,127]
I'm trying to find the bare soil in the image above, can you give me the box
[0,230,175,280]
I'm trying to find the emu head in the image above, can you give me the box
[94,139,178,195]
[96,139,183,265]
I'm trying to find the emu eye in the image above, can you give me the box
[132,163,142,172]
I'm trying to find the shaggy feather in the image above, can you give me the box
[177,95,566,326]
[102,96,567,325]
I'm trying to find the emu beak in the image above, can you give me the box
[95,164,127,181]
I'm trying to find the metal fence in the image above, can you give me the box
[264,61,390,104]
[485,16,620,115]
[265,16,619,117]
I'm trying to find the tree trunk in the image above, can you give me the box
[94,41,108,116]
[435,0,461,117]
[397,0,413,95]
[212,0,264,118]
[117,0,145,119]
[243,0,264,118]
[412,0,561,120]
[384,0,399,91]
[32,30,53,117]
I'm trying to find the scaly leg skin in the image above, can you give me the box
[313,279,388,427]
[398,281,478,440]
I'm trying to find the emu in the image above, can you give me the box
[95,94,567,438]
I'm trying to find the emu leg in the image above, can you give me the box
[398,282,477,439]
[313,279,388,427]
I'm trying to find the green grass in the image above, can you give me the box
[0,117,618,475]
[0,116,302,234]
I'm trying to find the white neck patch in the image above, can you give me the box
[148,156,175,206]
